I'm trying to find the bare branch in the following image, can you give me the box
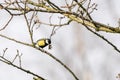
[35,47,79,80]
[16,50,22,68]
[0,33,79,80]
[0,51,45,80]
[0,34,33,47]
[0,15,13,31]
[12,52,19,63]
[24,12,34,45]
[83,23,120,53]
[2,48,8,57]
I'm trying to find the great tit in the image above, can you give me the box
[35,38,51,49]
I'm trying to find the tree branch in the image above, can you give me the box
[0,33,79,80]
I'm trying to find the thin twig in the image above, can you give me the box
[84,25,120,53]
[24,12,34,45]
[0,16,13,31]
[0,55,45,80]
[12,53,19,63]
[2,48,8,57]
[17,50,22,68]
[30,8,37,29]
[46,0,62,10]
[0,34,33,47]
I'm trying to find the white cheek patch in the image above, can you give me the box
[46,40,49,44]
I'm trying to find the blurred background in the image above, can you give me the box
[0,0,120,80]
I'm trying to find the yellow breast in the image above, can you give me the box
[37,40,45,46]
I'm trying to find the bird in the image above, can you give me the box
[35,38,51,49]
